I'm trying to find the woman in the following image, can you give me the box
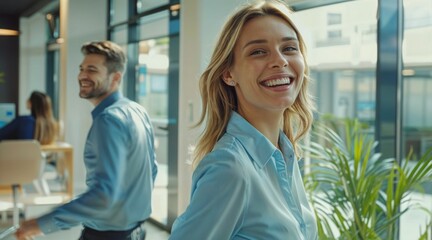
[0,91,58,145]
[170,0,317,239]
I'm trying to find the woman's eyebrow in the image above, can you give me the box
[281,36,299,42]
[242,36,299,50]
[242,39,267,50]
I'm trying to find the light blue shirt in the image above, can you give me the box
[170,112,317,240]
[38,91,158,234]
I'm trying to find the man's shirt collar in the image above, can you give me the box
[91,91,122,119]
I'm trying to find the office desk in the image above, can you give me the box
[41,142,74,197]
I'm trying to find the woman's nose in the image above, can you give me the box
[270,52,288,68]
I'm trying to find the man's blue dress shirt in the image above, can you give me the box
[0,115,35,140]
[170,112,317,240]
[37,91,158,233]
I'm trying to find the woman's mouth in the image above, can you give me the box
[261,77,293,87]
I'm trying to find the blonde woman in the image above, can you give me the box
[170,0,317,239]
[0,91,58,145]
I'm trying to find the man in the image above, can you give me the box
[16,41,158,240]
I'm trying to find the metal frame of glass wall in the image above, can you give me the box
[46,9,61,119]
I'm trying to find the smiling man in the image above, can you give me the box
[16,41,158,240]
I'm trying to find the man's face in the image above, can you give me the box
[78,54,115,104]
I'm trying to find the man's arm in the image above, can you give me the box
[18,114,128,236]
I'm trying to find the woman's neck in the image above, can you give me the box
[238,108,283,148]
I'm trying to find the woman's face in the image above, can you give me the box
[224,15,305,117]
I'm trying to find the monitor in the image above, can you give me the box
[0,103,16,128]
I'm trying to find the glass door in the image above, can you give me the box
[109,1,179,229]
[134,7,179,229]
[136,37,170,225]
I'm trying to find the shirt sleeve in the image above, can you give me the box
[37,113,128,234]
[169,152,249,240]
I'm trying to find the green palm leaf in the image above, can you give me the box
[304,118,432,239]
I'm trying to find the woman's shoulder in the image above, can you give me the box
[195,134,249,177]
[9,115,35,125]
[210,133,246,160]
[16,115,34,120]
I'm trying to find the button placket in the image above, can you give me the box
[274,151,307,237]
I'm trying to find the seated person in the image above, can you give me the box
[0,91,58,145]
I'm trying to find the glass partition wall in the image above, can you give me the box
[402,0,432,162]
[291,0,431,239]
[400,0,432,238]
[293,0,377,131]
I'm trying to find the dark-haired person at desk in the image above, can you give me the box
[0,91,58,144]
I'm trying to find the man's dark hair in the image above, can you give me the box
[81,41,126,74]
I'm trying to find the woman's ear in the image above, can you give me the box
[222,70,236,86]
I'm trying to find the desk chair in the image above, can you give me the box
[0,140,43,227]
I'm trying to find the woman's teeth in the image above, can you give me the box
[262,77,291,87]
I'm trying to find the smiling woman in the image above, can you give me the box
[169,0,317,239]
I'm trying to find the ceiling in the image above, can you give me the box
[0,0,349,17]
[0,0,55,17]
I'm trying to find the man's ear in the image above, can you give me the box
[111,72,122,85]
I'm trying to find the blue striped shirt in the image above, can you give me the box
[38,91,158,233]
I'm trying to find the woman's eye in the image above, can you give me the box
[284,46,298,52]
[250,49,266,56]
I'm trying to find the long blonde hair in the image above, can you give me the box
[193,0,314,169]
[29,91,58,145]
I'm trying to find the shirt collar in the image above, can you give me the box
[226,111,278,169]
[91,91,122,119]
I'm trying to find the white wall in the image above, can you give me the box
[63,0,107,192]
[176,0,248,214]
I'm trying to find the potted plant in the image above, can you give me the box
[303,118,432,239]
